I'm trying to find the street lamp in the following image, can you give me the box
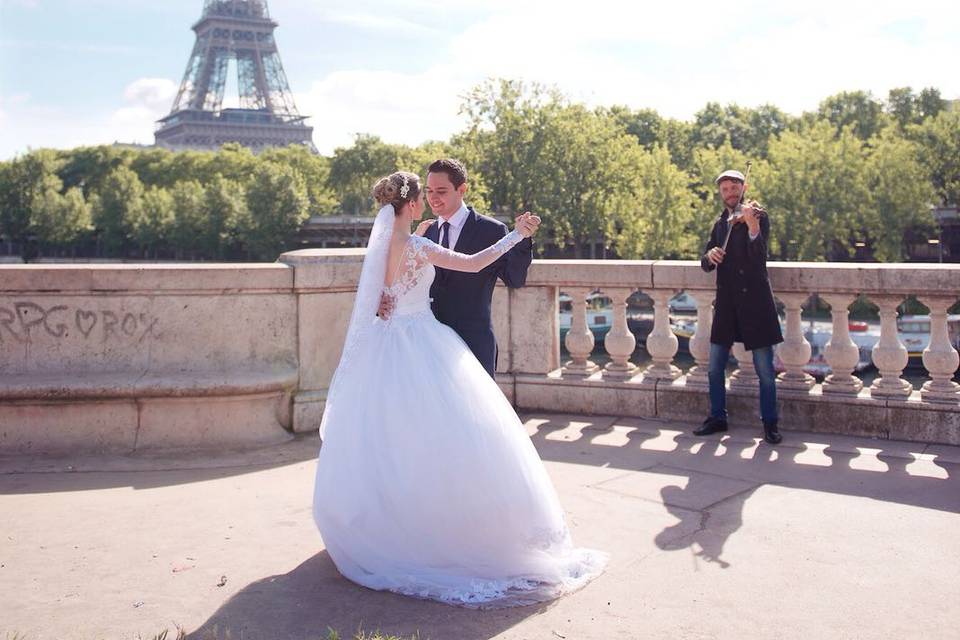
[928,238,942,263]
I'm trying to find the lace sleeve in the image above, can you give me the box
[412,231,524,273]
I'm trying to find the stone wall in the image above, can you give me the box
[0,264,298,453]
[2,254,957,454]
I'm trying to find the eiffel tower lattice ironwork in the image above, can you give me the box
[155,0,314,152]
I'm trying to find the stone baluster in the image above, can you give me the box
[603,287,638,379]
[643,290,681,380]
[869,295,912,399]
[729,341,759,389]
[563,287,599,376]
[917,296,960,404]
[821,293,863,396]
[684,289,714,387]
[776,292,815,391]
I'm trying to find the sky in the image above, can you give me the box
[1,0,958,160]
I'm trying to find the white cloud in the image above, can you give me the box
[106,77,177,143]
[291,0,957,157]
[288,0,960,156]
[295,65,467,153]
[122,77,178,111]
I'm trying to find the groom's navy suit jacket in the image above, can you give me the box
[426,207,533,377]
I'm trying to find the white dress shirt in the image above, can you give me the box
[437,202,470,251]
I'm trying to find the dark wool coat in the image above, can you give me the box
[700,209,783,350]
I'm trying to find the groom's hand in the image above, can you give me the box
[377,292,396,320]
[515,212,541,238]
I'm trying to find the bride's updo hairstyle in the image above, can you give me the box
[372,171,421,214]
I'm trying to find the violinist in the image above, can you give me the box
[694,168,784,444]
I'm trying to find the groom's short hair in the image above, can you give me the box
[428,158,467,188]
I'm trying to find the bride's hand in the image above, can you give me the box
[414,219,434,237]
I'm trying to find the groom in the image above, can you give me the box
[381,158,540,377]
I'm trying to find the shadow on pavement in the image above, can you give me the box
[188,552,549,640]
[524,413,960,569]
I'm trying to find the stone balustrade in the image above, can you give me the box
[494,260,960,444]
[1,255,957,454]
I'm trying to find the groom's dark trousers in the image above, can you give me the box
[426,207,533,378]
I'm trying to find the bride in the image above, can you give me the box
[313,171,607,609]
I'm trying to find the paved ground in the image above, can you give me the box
[1,414,958,640]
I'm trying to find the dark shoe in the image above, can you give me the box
[694,416,728,436]
[763,421,782,444]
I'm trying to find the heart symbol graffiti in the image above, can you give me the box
[75,309,97,338]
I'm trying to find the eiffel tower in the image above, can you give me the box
[155,0,314,152]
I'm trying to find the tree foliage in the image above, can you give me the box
[0,83,955,262]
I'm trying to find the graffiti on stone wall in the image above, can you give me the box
[0,302,162,344]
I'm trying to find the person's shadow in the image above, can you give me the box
[653,439,761,569]
[187,552,550,640]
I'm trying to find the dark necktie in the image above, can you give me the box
[440,222,450,249]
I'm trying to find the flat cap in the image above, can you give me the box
[715,169,745,184]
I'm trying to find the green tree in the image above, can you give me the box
[91,165,145,255]
[616,145,698,259]
[32,186,92,247]
[608,106,664,149]
[691,102,732,150]
[0,150,70,254]
[607,106,695,171]
[169,180,207,258]
[458,79,566,213]
[863,128,935,261]
[204,176,248,258]
[243,163,309,260]
[911,109,960,205]
[132,186,175,258]
[164,150,218,187]
[58,145,135,196]
[745,104,796,156]
[886,87,917,129]
[689,103,793,159]
[658,118,696,171]
[535,104,648,257]
[208,143,259,184]
[129,147,178,188]
[916,87,947,121]
[328,134,405,215]
[817,90,887,140]
[261,144,337,216]
[763,122,870,260]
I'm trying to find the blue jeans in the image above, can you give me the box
[707,342,778,424]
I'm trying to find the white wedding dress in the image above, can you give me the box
[313,206,607,609]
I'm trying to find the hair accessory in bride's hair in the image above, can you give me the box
[399,174,410,200]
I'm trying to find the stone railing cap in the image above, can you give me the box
[0,263,293,293]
